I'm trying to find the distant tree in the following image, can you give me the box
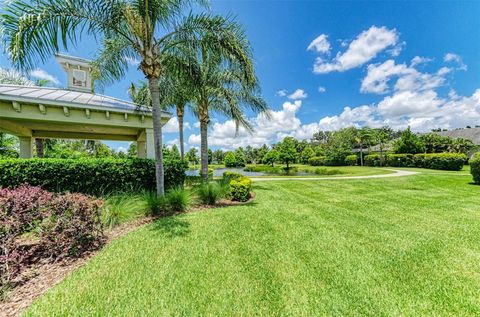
[420,133,452,153]
[224,152,237,168]
[393,127,425,154]
[185,148,199,165]
[262,149,279,166]
[127,143,137,158]
[170,144,181,160]
[301,145,315,164]
[0,133,18,158]
[278,137,298,169]
[234,148,247,167]
[355,127,373,166]
[450,138,475,155]
[212,149,224,164]
[208,149,213,164]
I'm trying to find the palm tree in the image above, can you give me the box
[1,0,243,195]
[184,21,270,180]
[355,127,373,167]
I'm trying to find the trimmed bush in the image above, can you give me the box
[470,153,480,184]
[224,152,237,168]
[345,155,358,166]
[0,158,187,195]
[223,171,244,181]
[308,156,326,166]
[386,154,415,167]
[414,153,466,171]
[228,176,252,202]
[365,154,383,167]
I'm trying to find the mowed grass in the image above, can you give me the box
[25,173,480,316]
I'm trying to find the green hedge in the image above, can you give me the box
[469,153,480,184]
[0,158,187,195]
[365,154,383,167]
[223,171,243,181]
[228,176,252,202]
[386,153,466,170]
[414,153,466,171]
[345,155,357,166]
[386,154,415,167]
[308,156,325,166]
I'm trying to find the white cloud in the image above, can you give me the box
[276,89,288,97]
[163,117,191,133]
[307,34,331,53]
[125,56,140,66]
[410,56,433,67]
[312,26,399,74]
[117,146,127,153]
[288,89,308,100]
[361,59,449,94]
[30,69,60,85]
[444,53,467,70]
[318,86,326,93]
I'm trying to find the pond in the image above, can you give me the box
[185,167,316,177]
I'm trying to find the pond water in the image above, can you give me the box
[186,168,314,177]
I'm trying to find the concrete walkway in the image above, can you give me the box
[250,169,419,182]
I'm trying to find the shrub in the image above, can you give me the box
[0,158,188,195]
[165,187,190,213]
[470,153,480,184]
[223,171,244,181]
[224,152,237,168]
[197,182,223,205]
[102,194,146,228]
[313,168,343,175]
[386,154,415,167]
[0,185,53,286]
[414,153,466,171]
[345,155,358,166]
[393,127,425,154]
[228,177,252,202]
[365,154,383,167]
[308,156,326,166]
[143,192,169,216]
[40,193,104,258]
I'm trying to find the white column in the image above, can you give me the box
[146,129,155,159]
[19,136,33,159]
[137,141,146,158]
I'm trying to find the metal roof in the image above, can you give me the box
[436,128,480,145]
[0,84,166,116]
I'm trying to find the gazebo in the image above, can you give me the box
[0,54,171,158]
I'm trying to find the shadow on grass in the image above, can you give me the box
[149,216,191,238]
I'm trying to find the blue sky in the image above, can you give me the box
[1,1,479,151]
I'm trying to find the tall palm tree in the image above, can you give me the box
[184,21,270,181]
[1,0,242,195]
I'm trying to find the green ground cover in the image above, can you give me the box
[25,172,480,316]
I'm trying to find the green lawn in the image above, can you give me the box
[25,173,480,316]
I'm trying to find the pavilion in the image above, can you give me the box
[0,54,171,158]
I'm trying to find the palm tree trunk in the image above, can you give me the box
[199,107,209,181]
[148,77,165,196]
[360,148,364,166]
[35,138,44,158]
[176,105,185,160]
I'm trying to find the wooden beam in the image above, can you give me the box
[63,106,70,117]
[0,119,32,136]
[105,111,110,120]
[85,108,91,119]
[32,130,137,141]
[124,113,128,122]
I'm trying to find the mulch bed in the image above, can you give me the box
[0,217,153,317]
[0,193,255,317]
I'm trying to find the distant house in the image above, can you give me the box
[436,127,480,146]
